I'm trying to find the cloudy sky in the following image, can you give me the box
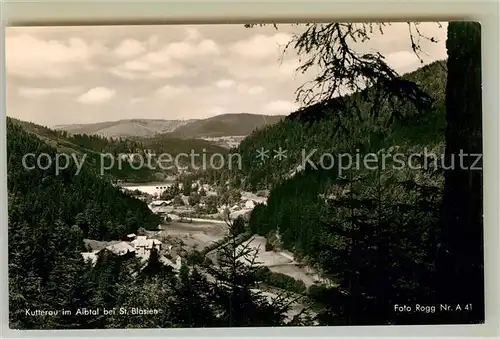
[5,22,447,127]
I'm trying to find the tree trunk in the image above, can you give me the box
[439,21,484,323]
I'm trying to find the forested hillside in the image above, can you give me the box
[8,118,157,327]
[237,61,447,324]
[131,134,227,158]
[7,118,160,240]
[10,118,159,182]
[191,55,480,325]
[235,60,446,190]
[10,118,229,183]
[187,61,446,193]
[167,113,284,138]
[228,22,481,324]
[8,118,311,329]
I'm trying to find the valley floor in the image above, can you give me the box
[82,182,330,320]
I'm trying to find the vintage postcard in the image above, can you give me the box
[6,21,484,329]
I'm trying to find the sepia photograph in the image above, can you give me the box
[6,21,484,329]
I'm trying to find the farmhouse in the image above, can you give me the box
[244,200,256,209]
[131,236,162,256]
[159,255,183,272]
[81,235,168,268]
[105,241,136,256]
[148,200,172,217]
[81,250,99,265]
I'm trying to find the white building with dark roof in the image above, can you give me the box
[81,250,99,265]
[244,200,256,209]
[105,241,136,256]
[159,255,183,272]
[131,236,162,256]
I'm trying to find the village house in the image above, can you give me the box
[131,236,162,256]
[82,236,168,267]
[159,255,183,272]
[81,250,99,265]
[148,201,172,221]
[244,200,256,209]
[105,241,136,256]
[81,241,135,264]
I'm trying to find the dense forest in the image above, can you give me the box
[8,118,312,329]
[200,59,446,325]
[193,23,483,325]
[7,119,160,240]
[8,21,483,328]
[10,118,229,183]
[10,118,160,182]
[235,60,446,190]
[252,23,482,324]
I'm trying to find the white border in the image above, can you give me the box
[1,1,499,338]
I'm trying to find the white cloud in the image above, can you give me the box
[112,39,146,58]
[109,58,190,80]
[6,23,447,126]
[218,56,300,81]
[198,40,219,55]
[6,34,102,78]
[185,28,202,41]
[384,51,421,74]
[130,97,146,104]
[154,85,191,98]
[237,83,264,95]
[148,35,160,50]
[124,59,152,71]
[229,33,292,59]
[262,100,299,115]
[159,39,220,59]
[247,86,265,95]
[108,68,139,80]
[148,69,197,79]
[161,42,196,59]
[216,79,236,89]
[108,38,217,80]
[18,86,80,98]
[76,87,116,104]
[278,58,300,76]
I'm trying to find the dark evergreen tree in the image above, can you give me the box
[168,263,220,327]
[204,217,311,326]
[438,21,483,323]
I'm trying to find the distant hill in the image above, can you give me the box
[54,119,195,138]
[166,113,285,139]
[8,117,228,183]
[54,114,284,140]
[9,118,160,182]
